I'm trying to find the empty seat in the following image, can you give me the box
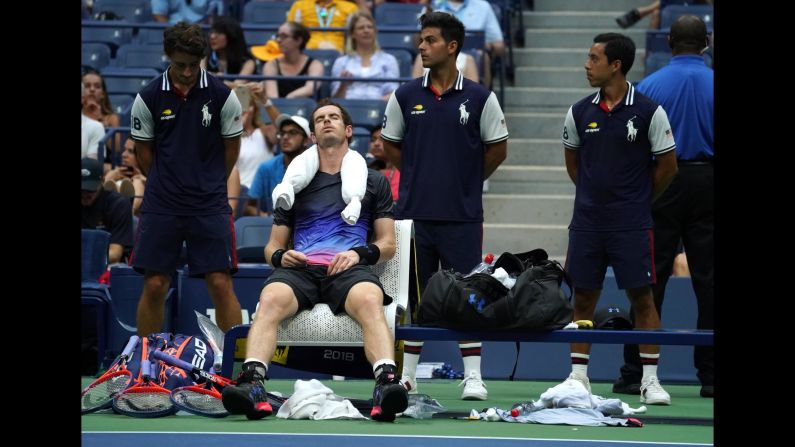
[242,1,291,24]
[334,99,385,130]
[349,126,371,157]
[646,29,670,54]
[82,42,112,71]
[82,26,134,55]
[93,0,151,23]
[660,4,714,29]
[235,216,274,263]
[102,67,161,95]
[242,23,274,48]
[108,93,135,115]
[115,43,168,70]
[135,23,167,45]
[383,48,412,78]
[378,31,418,57]
[260,97,316,124]
[373,3,425,26]
[82,229,111,282]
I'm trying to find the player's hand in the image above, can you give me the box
[327,250,359,276]
[281,250,307,268]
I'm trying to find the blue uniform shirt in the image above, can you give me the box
[562,81,676,231]
[248,154,287,214]
[637,55,713,161]
[131,69,243,215]
[382,70,508,222]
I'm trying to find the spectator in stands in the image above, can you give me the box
[615,0,713,29]
[82,69,121,160]
[204,16,257,87]
[82,103,105,160]
[331,12,400,101]
[369,127,399,200]
[104,137,144,203]
[221,99,407,422]
[382,12,508,400]
[258,22,325,99]
[411,50,478,83]
[288,0,360,51]
[232,86,277,191]
[613,15,714,399]
[82,157,134,264]
[248,114,312,215]
[560,32,678,405]
[431,0,504,87]
[129,22,244,335]
[152,0,223,24]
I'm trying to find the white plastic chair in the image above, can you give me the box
[261,219,413,347]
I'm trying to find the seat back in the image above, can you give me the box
[383,48,413,78]
[373,3,425,26]
[334,99,386,130]
[242,1,291,24]
[273,219,413,346]
[102,67,161,95]
[660,4,714,29]
[115,43,169,71]
[82,42,112,71]
[82,26,134,55]
[82,229,111,282]
[235,216,274,263]
[93,0,151,22]
[260,97,316,124]
[349,126,371,157]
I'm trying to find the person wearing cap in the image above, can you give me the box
[613,15,714,399]
[81,158,134,265]
[256,22,325,99]
[287,0,360,52]
[247,114,312,215]
[381,12,509,401]
[129,22,245,335]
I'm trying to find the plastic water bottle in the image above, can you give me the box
[509,401,539,417]
[402,394,446,419]
[465,253,495,277]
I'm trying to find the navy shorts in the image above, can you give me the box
[264,264,391,315]
[565,229,656,290]
[413,220,482,292]
[131,213,237,277]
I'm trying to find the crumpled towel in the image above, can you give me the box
[275,379,367,420]
[538,378,646,416]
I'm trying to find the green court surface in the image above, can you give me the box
[82,377,713,444]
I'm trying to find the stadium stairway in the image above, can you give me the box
[484,0,649,260]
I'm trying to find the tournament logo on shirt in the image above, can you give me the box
[160,109,176,121]
[410,104,426,115]
[585,122,600,133]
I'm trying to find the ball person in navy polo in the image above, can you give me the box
[381,12,508,400]
[560,33,678,405]
[129,22,245,335]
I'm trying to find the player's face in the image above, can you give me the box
[418,27,455,70]
[168,50,202,87]
[584,43,616,88]
[312,105,352,148]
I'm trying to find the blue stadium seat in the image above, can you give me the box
[108,93,135,115]
[335,99,386,130]
[305,49,340,99]
[644,51,672,77]
[242,1,292,24]
[373,3,425,26]
[349,126,371,157]
[82,229,111,282]
[378,31,419,57]
[462,31,486,52]
[115,43,169,71]
[260,97,316,124]
[646,29,670,54]
[235,216,274,263]
[660,4,714,29]
[82,42,113,71]
[102,67,161,95]
[92,0,151,23]
[135,23,166,45]
[242,23,274,48]
[383,48,412,78]
[82,26,133,55]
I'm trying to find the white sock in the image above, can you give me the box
[640,353,660,380]
[244,358,268,370]
[571,353,589,377]
[459,342,482,377]
[402,341,423,377]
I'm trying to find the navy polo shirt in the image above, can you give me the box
[562,81,676,231]
[381,70,508,222]
[637,55,713,161]
[130,68,243,215]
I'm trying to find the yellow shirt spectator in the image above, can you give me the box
[288,0,359,51]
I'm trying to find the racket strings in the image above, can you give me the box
[113,388,175,416]
[171,387,228,416]
[81,373,132,411]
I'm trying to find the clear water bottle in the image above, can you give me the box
[509,400,540,417]
[465,253,495,277]
[402,394,447,419]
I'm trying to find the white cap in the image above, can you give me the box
[275,114,311,138]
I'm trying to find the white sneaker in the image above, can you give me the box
[400,375,418,394]
[564,372,591,394]
[640,376,671,405]
[459,371,488,400]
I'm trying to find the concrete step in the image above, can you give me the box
[512,48,646,68]
[525,28,647,49]
[515,66,643,88]
[503,86,593,108]
[505,111,565,139]
[488,165,575,195]
[483,223,569,259]
[523,10,652,29]
[505,138,564,166]
[483,193,573,224]
[534,0,647,12]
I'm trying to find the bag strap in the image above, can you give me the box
[509,342,520,381]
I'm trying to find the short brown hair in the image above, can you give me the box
[163,21,208,58]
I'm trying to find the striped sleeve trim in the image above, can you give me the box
[380,134,403,143]
[654,144,676,155]
[483,134,509,145]
[222,129,244,138]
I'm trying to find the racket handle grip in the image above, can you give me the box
[122,335,141,358]
[151,348,195,373]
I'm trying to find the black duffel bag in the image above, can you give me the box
[418,249,573,330]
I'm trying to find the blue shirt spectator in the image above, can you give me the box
[432,0,504,54]
[248,154,287,214]
[152,0,223,24]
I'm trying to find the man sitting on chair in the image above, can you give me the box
[221,99,408,422]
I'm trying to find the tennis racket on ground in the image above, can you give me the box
[170,382,229,418]
[81,335,140,414]
[112,358,176,418]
